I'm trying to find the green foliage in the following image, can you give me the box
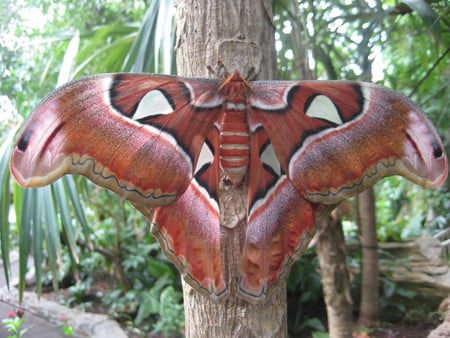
[74,188,183,333]
[278,1,448,330]
[376,274,436,323]
[2,314,27,338]
[102,281,184,336]
[1,0,182,334]
[311,331,330,338]
[349,249,440,323]
[287,249,327,336]
[49,187,184,333]
[0,130,17,287]
[275,0,448,245]
[135,284,184,336]
[0,0,146,115]
[0,0,448,335]
[375,176,450,242]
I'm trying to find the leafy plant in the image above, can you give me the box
[311,331,329,338]
[0,0,448,335]
[287,249,327,336]
[135,283,184,336]
[58,315,74,336]
[1,0,183,334]
[65,279,94,310]
[2,310,27,338]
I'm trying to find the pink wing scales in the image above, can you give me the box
[250,81,447,205]
[240,79,447,301]
[151,182,225,298]
[235,82,366,300]
[239,128,328,301]
[10,73,230,297]
[10,72,448,304]
[10,74,220,208]
[149,127,226,299]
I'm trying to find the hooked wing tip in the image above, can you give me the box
[17,129,31,152]
[10,142,32,187]
[10,148,67,188]
[402,111,448,188]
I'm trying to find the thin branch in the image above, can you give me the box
[409,46,450,97]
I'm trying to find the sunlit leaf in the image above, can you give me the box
[73,32,138,75]
[123,0,175,73]
[41,185,62,292]
[53,179,79,264]
[57,31,80,85]
[401,0,441,42]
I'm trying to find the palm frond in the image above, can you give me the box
[2,0,177,300]
[124,0,175,73]
[0,129,17,288]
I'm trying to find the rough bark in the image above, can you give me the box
[296,0,355,330]
[174,1,284,336]
[174,0,276,79]
[357,187,379,327]
[316,213,354,338]
[428,295,450,338]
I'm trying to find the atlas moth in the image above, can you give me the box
[10,71,448,303]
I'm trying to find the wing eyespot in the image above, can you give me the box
[305,94,343,125]
[260,142,281,177]
[195,141,214,176]
[432,141,443,158]
[17,131,31,151]
[133,89,175,120]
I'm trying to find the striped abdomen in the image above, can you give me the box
[219,107,250,184]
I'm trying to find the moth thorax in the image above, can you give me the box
[219,70,251,104]
[219,110,250,184]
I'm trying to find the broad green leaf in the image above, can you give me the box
[12,183,23,239]
[312,332,330,338]
[31,190,43,296]
[53,179,79,264]
[148,259,175,280]
[0,129,16,288]
[124,0,175,73]
[57,31,80,85]
[62,176,91,244]
[19,188,35,303]
[73,32,138,76]
[42,185,62,292]
[303,317,327,331]
[135,275,172,324]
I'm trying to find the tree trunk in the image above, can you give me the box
[316,212,354,338]
[174,0,285,336]
[357,187,378,327]
[174,0,276,79]
[356,56,379,328]
[293,1,355,333]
